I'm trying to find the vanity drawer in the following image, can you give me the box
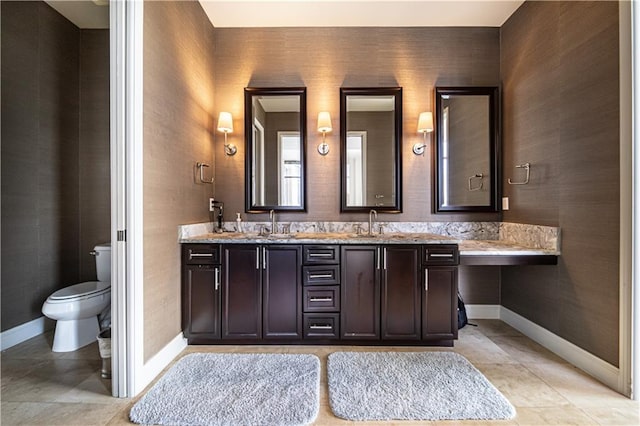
[303,265,340,285]
[303,245,339,264]
[303,286,340,312]
[183,244,221,265]
[303,314,340,339]
[423,244,459,266]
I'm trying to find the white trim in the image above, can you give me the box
[126,0,145,398]
[500,307,620,392]
[0,317,54,351]
[110,0,145,398]
[619,0,634,399]
[631,0,640,402]
[139,333,187,392]
[466,304,500,320]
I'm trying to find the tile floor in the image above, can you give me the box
[2,320,638,425]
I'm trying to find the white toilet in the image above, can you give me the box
[42,243,111,352]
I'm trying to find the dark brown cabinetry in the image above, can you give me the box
[182,244,222,343]
[182,242,458,346]
[221,245,262,339]
[381,245,421,340]
[303,245,341,339]
[221,244,302,340]
[340,246,380,339]
[422,244,459,341]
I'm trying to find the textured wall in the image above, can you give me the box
[213,27,501,223]
[1,1,80,331]
[1,2,111,332]
[79,30,111,281]
[143,1,217,361]
[500,1,620,365]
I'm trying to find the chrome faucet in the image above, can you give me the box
[368,209,378,236]
[269,209,277,235]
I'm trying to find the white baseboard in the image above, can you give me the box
[0,316,54,351]
[500,307,621,392]
[466,304,501,319]
[138,332,187,395]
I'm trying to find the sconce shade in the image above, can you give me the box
[417,112,433,133]
[217,112,233,133]
[317,112,332,133]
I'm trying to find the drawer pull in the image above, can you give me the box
[309,274,333,279]
[309,297,332,302]
[429,253,454,258]
[190,252,213,258]
[309,253,333,258]
[309,324,332,330]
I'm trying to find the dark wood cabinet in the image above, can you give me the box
[262,245,302,339]
[182,244,221,343]
[422,266,458,340]
[221,244,302,340]
[222,245,262,339]
[340,246,380,339]
[183,242,458,346]
[381,245,421,340]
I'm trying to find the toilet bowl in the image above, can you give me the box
[42,243,111,352]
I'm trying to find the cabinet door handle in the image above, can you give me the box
[256,247,260,269]
[377,247,380,270]
[383,247,387,270]
[262,247,266,269]
[309,274,333,279]
[189,252,213,258]
[309,324,332,330]
[309,253,333,258]
[429,253,454,258]
[425,269,429,291]
[214,267,220,291]
[309,297,333,302]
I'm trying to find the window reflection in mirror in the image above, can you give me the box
[340,88,402,212]
[435,87,499,213]
[244,88,306,212]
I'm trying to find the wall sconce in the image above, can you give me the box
[217,111,236,156]
[413,112,434,155]
[317,111,332,155]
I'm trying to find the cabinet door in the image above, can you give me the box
[263,245,302,339]
[422,266,458,340]
[222,245,262,339]
[381,245,421,340]
[183,265,221,341]
[341,246,380,339]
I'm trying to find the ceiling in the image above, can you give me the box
[45,0,524,30]
[45,0,109,29]
[200,0,525,28]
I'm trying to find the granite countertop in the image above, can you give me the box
[180,231,561,257]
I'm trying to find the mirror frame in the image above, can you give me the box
[244,87,307,213]
[340,87,403,213]
[434,86,500,213]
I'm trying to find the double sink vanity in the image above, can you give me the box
[180,221,560,347]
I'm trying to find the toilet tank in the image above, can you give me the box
[94,243,111,282]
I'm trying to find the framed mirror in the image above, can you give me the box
[434,87,499,213]
[340,87,402,212]
[244,87,307,212]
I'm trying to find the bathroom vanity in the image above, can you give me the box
[180,222,560,347]
[182,239,459,346]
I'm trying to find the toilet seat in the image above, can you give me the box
[48,281,110,302]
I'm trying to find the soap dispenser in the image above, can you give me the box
[235,213,244,233]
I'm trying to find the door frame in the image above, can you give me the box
[110,0,144,398]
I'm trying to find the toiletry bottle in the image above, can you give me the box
[236,213,243,233]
